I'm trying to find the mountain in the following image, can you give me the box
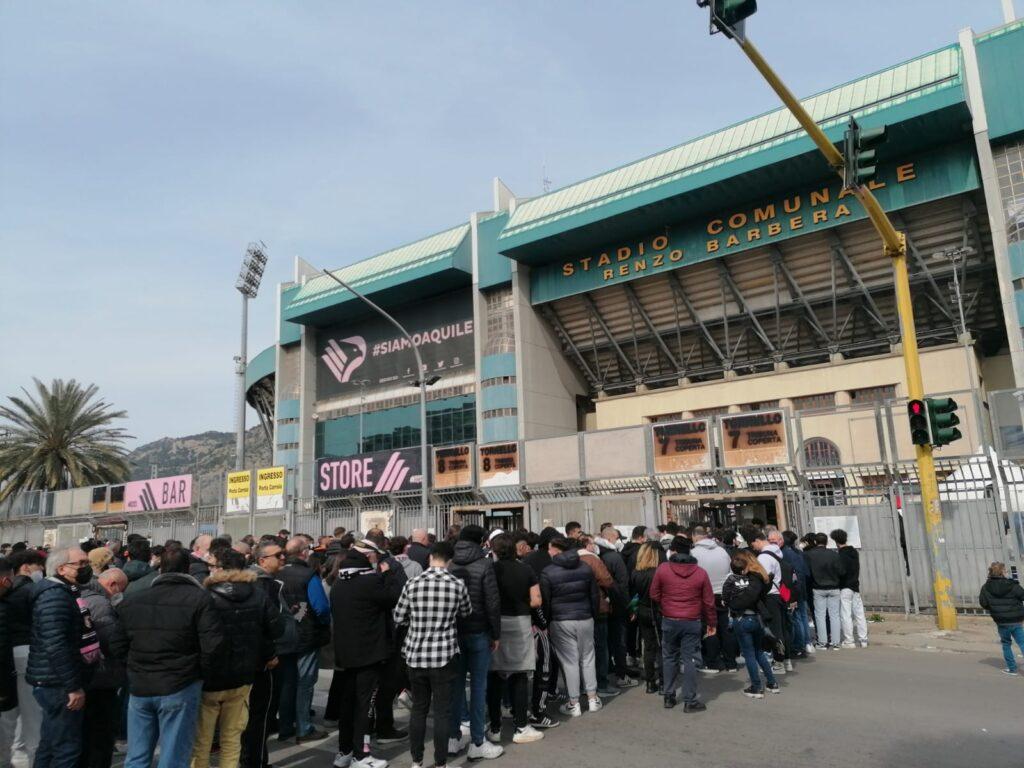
[127,427,273,481]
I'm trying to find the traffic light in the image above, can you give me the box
[698,0,757,39]
[843,116,887,189]
[908,399,930,446]
[926,397,962,447]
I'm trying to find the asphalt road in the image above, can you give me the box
[262,644,1022,768]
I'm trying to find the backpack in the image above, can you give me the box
[761,551,797,605]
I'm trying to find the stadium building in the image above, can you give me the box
[241,21,1024,544]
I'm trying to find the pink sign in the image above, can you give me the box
[124,474,193,512]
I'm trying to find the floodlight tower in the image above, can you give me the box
[235,242,268,471]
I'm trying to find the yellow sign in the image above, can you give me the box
[720,410,790,468]
[652,420,713,473]
[226,471,252,515]
[256,466,286,511]
[434,445,474,490]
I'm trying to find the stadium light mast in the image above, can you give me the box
[319,269,437,527]
[235,242,268,471]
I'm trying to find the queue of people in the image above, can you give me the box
[0,519,873,768]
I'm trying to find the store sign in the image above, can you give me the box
[433,444,474,489]
[316,448,423,498]
[256,466,286,510]
[720,410,789,468]
[478,442,520,487]
[124,474,193,513]
[531,144,980,303]
[316,290,474,399]
[226,471,252,515]
[652,419,712,473]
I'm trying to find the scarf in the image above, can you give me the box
[67,582,102,665]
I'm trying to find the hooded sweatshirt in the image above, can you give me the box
[649,554,716,626]
[692,538,732,595]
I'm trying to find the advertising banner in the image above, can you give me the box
[226,471,252,515]
[124,474,193,513]
[433,444,474,489]
[652,419,713,473]
[256,466,286,510]
[316,290,474,399]
[317,448,423,498]
[478,443,520,487]
[720,410,789,468]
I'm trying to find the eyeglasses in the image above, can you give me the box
[260,552,285,560]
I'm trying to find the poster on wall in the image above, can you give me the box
[720,410,790,468]
[225,471,252,515]
[360,510,393,536]
[316,289,474,399]
[317,448,423,498]
[256,466,286,510]
[478,443,520,487]
[124,474,193,513]
[652,419,713,473]
[433,444,474,489]
[812,515,862,548]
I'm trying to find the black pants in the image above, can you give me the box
[701,602,739,670]
[408,661,456,768]
[487,672,528,730]
[78,687,118,768]
[371,654,407,735]
[762,595,791,661]
[625,619,639,658]
[531,636,559,715]
[607,615,628,678]
[337,665,380,757]
[638,613,661,684]
[241,669,274,768]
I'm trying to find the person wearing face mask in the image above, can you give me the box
[26,547,95,768]
[0,549,46,767]
[78,568,130,768]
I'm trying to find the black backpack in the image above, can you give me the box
[761,550,797,605]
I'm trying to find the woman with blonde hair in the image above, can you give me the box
[628,543,664,694]
[722,550,779,698]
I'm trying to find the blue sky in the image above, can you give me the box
[0,1,1010,446]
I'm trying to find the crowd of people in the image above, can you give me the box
[0,518,872,768]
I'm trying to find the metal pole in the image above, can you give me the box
[726,33,958,630]
[1003,0,1017,24]
[235,292,248,471]
[319,270,430,522]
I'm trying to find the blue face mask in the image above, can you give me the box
[29,570,43,583]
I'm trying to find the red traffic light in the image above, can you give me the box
[910,400,923,415]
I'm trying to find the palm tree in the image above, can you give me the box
[0,378,132,501]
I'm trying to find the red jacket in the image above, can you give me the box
[649,556,716,626]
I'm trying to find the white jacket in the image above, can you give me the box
[692,538,732,595]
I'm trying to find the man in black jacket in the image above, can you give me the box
[979,561,1024,674]
[119,545,225,768]
[832,529,868,648]
[407,529,431,571]
[447,525,502,761]
[803,533,845,649]
[192,549,282,768]
[0,557,16,763]
[26,546,90,768]
[330,541,403,768]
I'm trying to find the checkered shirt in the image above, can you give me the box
[393,566,472,669]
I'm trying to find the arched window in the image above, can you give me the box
[803,437,841,468]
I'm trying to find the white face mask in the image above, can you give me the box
[110,591,124,607]
[29,570,44,583]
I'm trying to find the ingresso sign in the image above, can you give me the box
[316,289,474,399]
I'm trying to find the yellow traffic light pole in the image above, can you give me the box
[735,37,958,629]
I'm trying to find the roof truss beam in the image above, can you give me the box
[622,284,684,374]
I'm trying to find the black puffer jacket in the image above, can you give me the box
[118,572,225,697]
[621,541,641,575]
[450,542,501,640]
[979,577,1024,625]
[26,578,84,693]
[6,576,35,648]
[0,595,15,711]
[540,550,600,622]
[204,569,282,691]
[123,560,152,583]
[79,581,129,690]
[330,551,404,669]
[629,566,659,622]
[803,546,845,590]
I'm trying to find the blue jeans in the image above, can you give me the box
[733,615,778,690]
[449,633,490,746]
[792,601,811,650]
[32,686,84,768]
[295,650,320,737]
[997,623,1024,671]
[661,618,701,704]
[125,680,202,768]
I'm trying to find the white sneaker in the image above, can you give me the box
[558,700,582,717]
[334,753,353,768]
[771,662,786,674]
[513,725,544,743]
[353,756,388,768]
[468,741,504,760]
[486,729,501,744]
[410,764,422,768]
[461,721,471,736]
[805,643,816,655]
[395,690,413,710]
[587,696,603,713]
[859,640,869,648]
[784,660,794,672]
[841,642,856,649]
[448,734,469,755]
